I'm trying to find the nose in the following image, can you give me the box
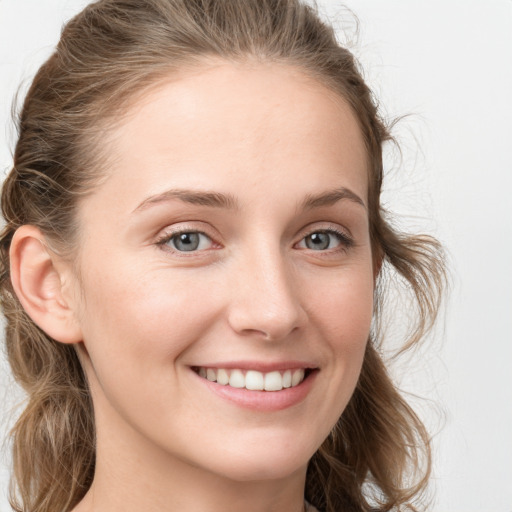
[227,245,307,341]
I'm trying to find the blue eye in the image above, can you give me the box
[166,232,213,252]
[298,230,350,251]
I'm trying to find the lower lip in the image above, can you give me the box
[193,370,318,412]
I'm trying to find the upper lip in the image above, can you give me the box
[190,360,318,372]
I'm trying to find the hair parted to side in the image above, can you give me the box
[0,1,446,511]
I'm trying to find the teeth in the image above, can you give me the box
[282,370,292,388]
[264,371,283,391]
[229,369,245,388]
[196,367,307,391]
[245,370,264,390]
[291,369,304,387]
[217,368,229,385]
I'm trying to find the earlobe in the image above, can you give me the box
[9,225,83,344]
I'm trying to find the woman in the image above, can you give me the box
[0,1,445,511]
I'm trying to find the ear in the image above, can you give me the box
[9,225,83,344]
[372,245,384,284]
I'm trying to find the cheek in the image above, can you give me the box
[305,264,375,347]
[294,265,374,442]
[77,261,222,366]
[305,263,374,404]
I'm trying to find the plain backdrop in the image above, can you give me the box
[0,1,511,511]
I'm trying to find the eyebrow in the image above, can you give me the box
[133,186,366,214]
[133,189,239,213]
[300,187,366,210]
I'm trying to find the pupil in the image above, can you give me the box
[175,233,200,251]
[307,232,329,250]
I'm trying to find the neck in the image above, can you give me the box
[72,395,307,512]
[76,462,307,512]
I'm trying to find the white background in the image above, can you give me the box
[0,1,511,511]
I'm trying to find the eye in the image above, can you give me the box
[161,231,214,252]
[297,229,352,251]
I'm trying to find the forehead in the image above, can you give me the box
[87,61,368,214]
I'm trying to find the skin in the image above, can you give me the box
[14,61,376,512]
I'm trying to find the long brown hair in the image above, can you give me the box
[0,1,446,511]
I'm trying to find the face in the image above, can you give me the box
[71,61,375,483]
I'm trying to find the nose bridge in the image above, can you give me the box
[228,237,304,340]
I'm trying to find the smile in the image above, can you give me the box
[194,367,308,391]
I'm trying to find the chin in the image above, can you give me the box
[204,438,316,483]
[217,459,308,483]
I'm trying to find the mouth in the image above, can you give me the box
[192,366,313,392]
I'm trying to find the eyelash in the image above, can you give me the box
[155,226,354,254]
[155,229,216,253]
[296,228,354,253]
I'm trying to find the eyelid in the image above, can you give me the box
[154,223,221,253]
[294,223,354,250]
